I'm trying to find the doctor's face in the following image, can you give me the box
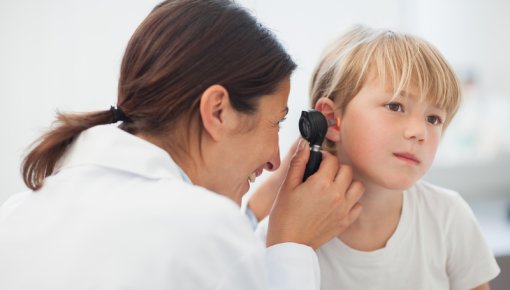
[222,78,290,204]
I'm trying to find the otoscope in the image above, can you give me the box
[299,110,334,181]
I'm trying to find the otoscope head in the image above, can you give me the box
[299,110,328,146]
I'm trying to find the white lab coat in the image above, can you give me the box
[0,124,320,290]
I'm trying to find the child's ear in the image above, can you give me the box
[315,97,341,142]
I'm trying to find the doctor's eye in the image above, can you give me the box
[426,115,443,126]
[276,117,287,130]
[385,102,404,112]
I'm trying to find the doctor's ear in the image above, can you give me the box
[199,84,231,141]
[315,97,341,142]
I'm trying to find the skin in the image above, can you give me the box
[192,79,290,204]
[317,73,489,289]
[317,74,445,251]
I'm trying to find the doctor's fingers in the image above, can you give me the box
[330,164,354,198]
[335,201,363,234]
[329,173,364,228]
[338,180,364,219]
[330,174,364,216]
[282,140,310,191]
[333,165,364,201]
[343,180,364,210]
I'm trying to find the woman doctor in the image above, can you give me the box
[0,1,363,289]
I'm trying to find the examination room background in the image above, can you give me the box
[1,0,509,288]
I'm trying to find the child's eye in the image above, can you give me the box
[426,115,443,125]
[385,102,404,112]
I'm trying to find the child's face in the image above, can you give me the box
[336,76,447,190]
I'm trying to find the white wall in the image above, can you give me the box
[408,0,510,97]
[1,0,509,203]
[0,0,159,202]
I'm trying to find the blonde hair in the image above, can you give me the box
[310,25,461,153]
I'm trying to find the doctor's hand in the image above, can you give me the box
[266,140,364,250]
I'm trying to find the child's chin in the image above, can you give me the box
[384,178,418,191]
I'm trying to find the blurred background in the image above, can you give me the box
[1,0,509,287]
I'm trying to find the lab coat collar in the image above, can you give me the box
[56,124,184,180]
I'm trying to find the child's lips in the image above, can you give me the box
[393,152,421,164]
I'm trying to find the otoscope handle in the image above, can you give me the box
[303,148,322,181]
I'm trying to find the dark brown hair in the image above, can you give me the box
[22,0,296,190]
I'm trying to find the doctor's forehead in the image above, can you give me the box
[253,77,291,116]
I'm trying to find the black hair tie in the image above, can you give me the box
[110,106,129,123]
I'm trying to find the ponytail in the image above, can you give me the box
[22,110,113,190]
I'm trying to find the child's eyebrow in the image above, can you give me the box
[386,91,406,101]
[397,90,412,98]
[396,90,445,111]
[393,90,422,101]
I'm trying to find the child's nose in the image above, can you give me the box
[404,116,426,141]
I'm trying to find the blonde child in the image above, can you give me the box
[251,25,500,290]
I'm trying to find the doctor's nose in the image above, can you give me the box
[404,117,426,142]
[264,149,281,172]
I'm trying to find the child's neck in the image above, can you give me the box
[338,182,404,251]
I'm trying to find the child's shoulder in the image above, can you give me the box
[407,180,471,218]
[410,179,463,203]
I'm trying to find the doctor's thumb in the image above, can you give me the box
[282,139,310,190]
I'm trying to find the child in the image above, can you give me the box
[252,25,500,290]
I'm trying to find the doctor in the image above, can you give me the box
[0,1,363,289]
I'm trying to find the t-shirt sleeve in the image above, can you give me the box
[445,194,501,290]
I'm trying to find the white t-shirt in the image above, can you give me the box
[0,124,320,290]
[316,180,500,290]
